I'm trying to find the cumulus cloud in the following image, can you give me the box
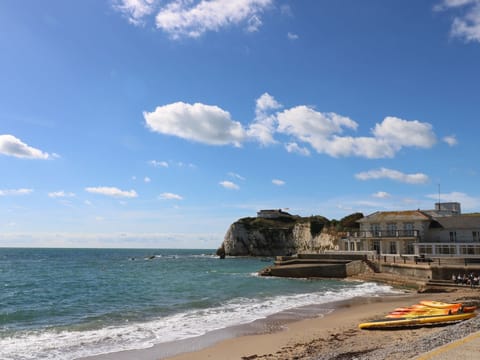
[355,168,429,184]
[144,177,151,183]
[159,192,183,200]
[0,188,33,196]
[276,110,436,158]
[287,32,299,40]
[443,135,458,146]
[144,102,245,146]
[150,160,169,167]
[435,0,480,42]
[113,0,155,25]
[272,179,285,186]
[155,0,273,39]
[372,116,436,149]
[373,191,391,198]
[0,134,51,159]
[219,180,240,190]
[285,142,311,156]
[145,94,439,159]
[247,92,282,145]
[85,187,138,198]
[48,191,75,198]
[228,172,246,180]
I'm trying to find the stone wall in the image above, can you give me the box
[379,263,432,280]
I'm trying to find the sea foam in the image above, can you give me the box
[0,281,396,360]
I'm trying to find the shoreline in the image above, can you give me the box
[80,286,480,360]
[164,288,480,360]
[81,289,417,360]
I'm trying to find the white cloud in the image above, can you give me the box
[150,160,169,167]
[85,187,138,198]
[426,191,479,210]
[0,188,33,196]
[277,110,436,159]
[285,142,311,156]
[443,135,458,146]
[247,14,263,32]
[0,134,51,159]
[155,0,273,39]
[145,95,439,159]
[219,180,240,190]
[159,192,183,200]
[372,116,437,149]
[373,191,391,198]
[287,32,299,40]
[247,92,282,145]
[272,179,285,186]
[144,177,151,183]
[144,102,245,147]
[113,0,155,25]
[355,168,429,184]
[228,172,246,180]
[436,0,480,42]
[48,191,75,198]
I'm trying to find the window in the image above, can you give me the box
[389,241,397,254]
[372,240,381,254]
[387,223,397,237]
[419,245,433,255]
[473,231,480,242]
[404,223,414,236]
[406,241,415,254]
[449,231,457,242]
[460,245,475,255]
[371,224,380,237]
[437,245,456,255]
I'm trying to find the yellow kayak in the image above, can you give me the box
[359,312,476,329]
[386,301,476,319]
[386,307,451,319]
[419,300,462,309]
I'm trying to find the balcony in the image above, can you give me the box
[348,230,420,239]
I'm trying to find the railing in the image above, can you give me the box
[348,230,420,238]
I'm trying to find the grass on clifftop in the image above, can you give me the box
[237,213,363,236]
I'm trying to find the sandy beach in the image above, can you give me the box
[164,288,480,360]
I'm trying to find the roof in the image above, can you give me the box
[430,215,480,230]
[357,210,431,223]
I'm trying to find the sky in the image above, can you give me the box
[1,0,480,248]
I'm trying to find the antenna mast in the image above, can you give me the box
[438,183,441,209]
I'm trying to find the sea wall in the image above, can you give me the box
[379,263,432,280]
[262,256,367,278]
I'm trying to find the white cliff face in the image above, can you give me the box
[220,219,339,256]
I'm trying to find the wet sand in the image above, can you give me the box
[82,288,480,360]
[165,288,480,360]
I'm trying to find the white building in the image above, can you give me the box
[343,203,480,257]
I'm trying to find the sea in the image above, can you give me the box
[0,248,397,360]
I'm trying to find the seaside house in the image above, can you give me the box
[343,202,480,258]
[344,210,430,256]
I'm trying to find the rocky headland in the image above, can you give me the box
[216,212,363,257]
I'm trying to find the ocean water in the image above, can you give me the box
[0,248,396,359]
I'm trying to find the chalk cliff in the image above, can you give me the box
[217,213,363,257]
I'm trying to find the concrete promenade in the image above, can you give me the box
[412,330,480,360]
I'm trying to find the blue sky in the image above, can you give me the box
[1,0,480,248]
